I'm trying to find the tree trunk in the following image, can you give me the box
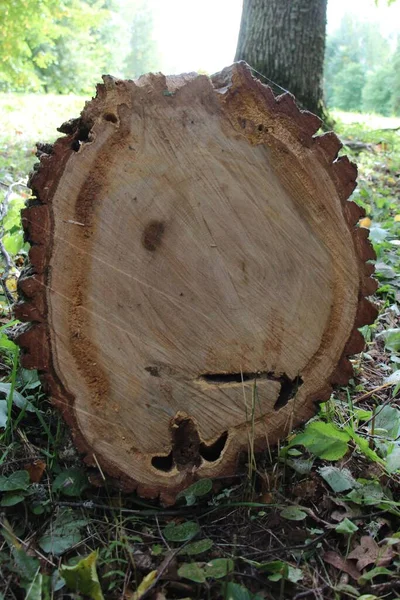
[235,0,327,118]
[15,63,377,503]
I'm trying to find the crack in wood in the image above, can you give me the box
[198,371,303,410]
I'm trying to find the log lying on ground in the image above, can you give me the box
[15,62,377,502]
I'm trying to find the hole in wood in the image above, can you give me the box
[172,416,202,470]
[103,113,118,123]
[71,123,91,152]
[145,366,160,377]
[273,375,303,410]
[142,220,165,252]
[200,431,228,462]
[151,415,203,473]
[151,452,174,472]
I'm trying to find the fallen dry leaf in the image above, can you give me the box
[347,536,394,571]
[292,479,318,499]
[24,459,46,483]
[323,551,361,580]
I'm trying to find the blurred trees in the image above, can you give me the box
[124,1,159,79]
[0,0,113,92]
[324,15,400,115]
[0,0,159,94]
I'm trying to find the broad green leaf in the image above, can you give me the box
[335,518,359,534]
[223,582,252,600]
[385,370,400,385]
[132,570,157,599]
[369,226,388,243]
[39,531,82,555]
[346,481,385,506]
[0,333,17,352]
[0,470,30,492]
[290,421,350,460]
[358,567,393,584]
[0,400,8,428]
[0,492,26,506]
[52,468,88,497]
[24,569,44,600]
[0,383,35,412]
[259,560,288,581]
[177,479,212,505]
[60,551,104,600]
[373,405,400,440]
[179,538,213,555]
[151,544,163,556]
[348,430,384,464]
[354,409,373,421]
[204,558,234,579]
[52,569,66,592]
[163,521,200,542]
[2,196,25,231]
[377,328,400,352]
[1,520,40,581]
[3,231,24,255]
[285,458,314,475]
[386,447,400,472]
[280,506,307,521]
[319,466,357,492]
[38,510,89,555]
[334,584,361,597]
[177,562,206,583]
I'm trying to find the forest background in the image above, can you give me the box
[1,0,400,117]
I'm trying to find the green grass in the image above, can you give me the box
[0,93,87,183]
[0,96,400,600]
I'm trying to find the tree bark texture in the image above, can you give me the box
[235,0,328,117]
[15,63,377,502]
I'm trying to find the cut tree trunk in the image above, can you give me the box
[15,62,377,503]
[235,0,327,118]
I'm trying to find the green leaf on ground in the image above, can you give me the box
[177,562,206,583]
[373,405,400,440]
[0,382,35,412]
[177,479,213,505]
[346,481,385,506]
[204,558,234,579]
[163,521,200,542]
[319,466,357,492]
[377,328,400,352]
[179,538,213,555]
[38,510,89,555]
[0,400,7,428]
[290,421,350,460]
[386,447,400,472]
[335,518,359,535]
[280,506,307,521]
[0,470,30,492]
[222,582,265,600]
[358,567,393,584]
[52,468,88,497]
[0,493,26,507]
[1,520,40,581]
[258,560,303,583]
[60,550,104,600]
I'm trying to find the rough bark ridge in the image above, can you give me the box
[235,0,327,117]
[14,62,377,503]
